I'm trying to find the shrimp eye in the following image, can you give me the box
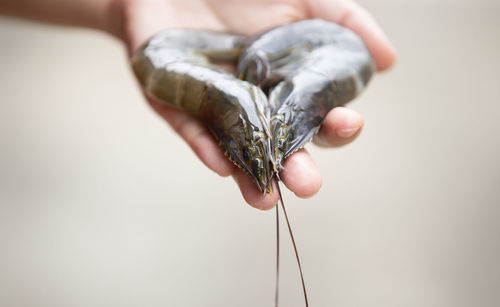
[253,158,263,170]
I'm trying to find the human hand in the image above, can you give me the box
[114,0,396,209]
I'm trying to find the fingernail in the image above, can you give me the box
[336,127,359,138]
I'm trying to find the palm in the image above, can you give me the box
[126,0,308,51]
[205,0,306,34]
[123,0,396,209]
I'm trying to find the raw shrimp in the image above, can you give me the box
[238,19,375,168]
[131,29,276,192]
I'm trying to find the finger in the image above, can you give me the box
[313,107,364,147]
[233,149,322,208]
[306,0,396,71]
[233,170,279,210]
[280,149,322,198]
[148,98,235,177]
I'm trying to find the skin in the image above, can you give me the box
[0,0,396,210]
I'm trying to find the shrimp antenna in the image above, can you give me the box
[274,175,309,307]
[274,197,280,307]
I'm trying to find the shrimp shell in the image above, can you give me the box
[131,29,276,192]
[238,19,375,168]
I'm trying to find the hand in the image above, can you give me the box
[115,0,396,209]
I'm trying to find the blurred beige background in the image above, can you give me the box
[1,1,499,306]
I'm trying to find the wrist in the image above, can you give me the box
[0,0,126,41]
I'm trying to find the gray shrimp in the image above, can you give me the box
[131,29,276,193]
[130,22,375,307]
[238,19,375,168]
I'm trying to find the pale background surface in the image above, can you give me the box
[0,1,499,306]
